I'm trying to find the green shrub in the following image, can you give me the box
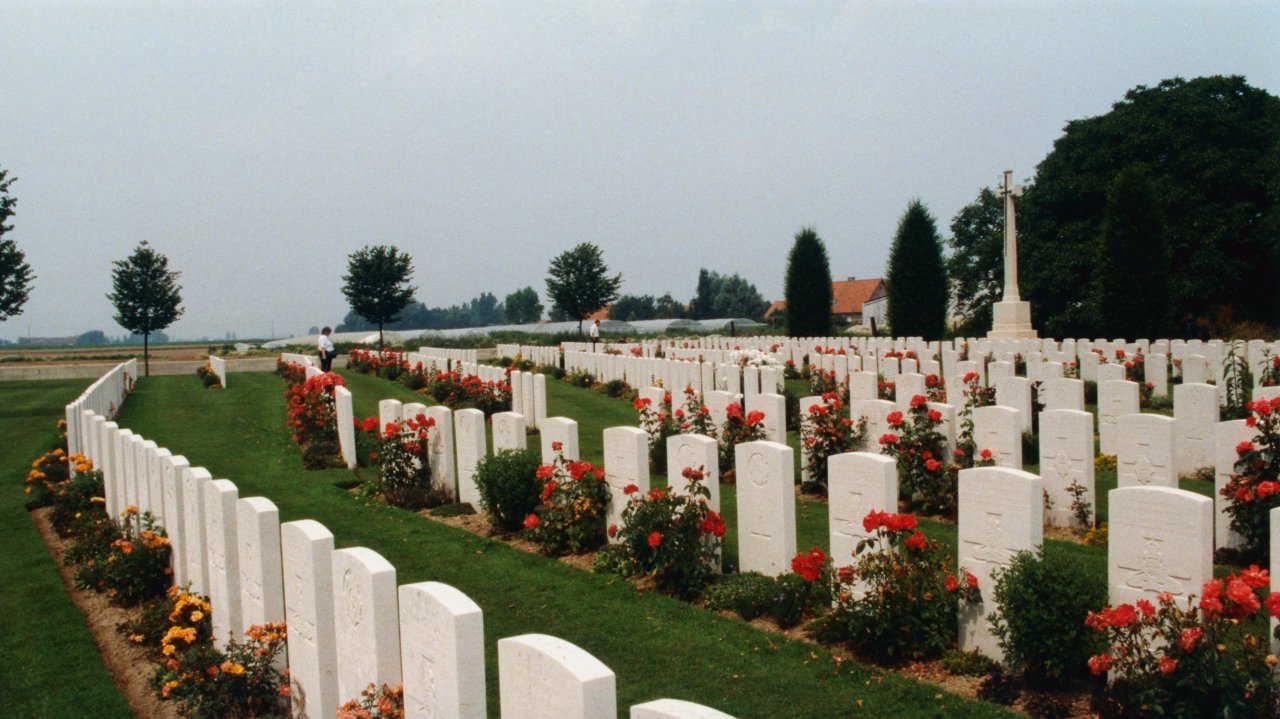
[598,379,631,398]
[610,468,723,599]
[74,509,173,606]
[940,649,1000,677]
[1083,380,1098,405]
[567,370,595,388]
[475,449,541,532]
[977,672,1020,706]
[1147,394,1173,411]
[769,573,812,628]
[989,550,1107,684]
[523,451,611,556]
[703,573,775,621]
[1021,430,1039,466]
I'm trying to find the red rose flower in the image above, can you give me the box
[1158,656,1177,675]
[945,575,959,592]
[1179,627,1202,653]
[905,531,926,551]
[523,514,539,529]
[648,531,662,548]
[1088,654,1113,676]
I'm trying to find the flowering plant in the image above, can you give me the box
[1260,351,1280,388]
[800,393,865,495]
[373,414,448,510]
[676,386,717,439]
[195,362,221,388]
[337,683,405,719]
[808,369,849,404]
[954,371,994,468]
[274,358,305,385]
[810,511,978,665]
[1086,568,1278,719]
[523,446,611,555]
[353,415,380,468]
[1220,396,1280,562]
[635,393,678,473]
[74,505,172,605]
[285,371,345,468]
[924,373,946,403]
[879,396,955,515]
[877,377,895,401]
[718,402,766,478]
[609,466,724,598]
[424,370,511,416]
[24,446,75,507]
[151,620,290,718]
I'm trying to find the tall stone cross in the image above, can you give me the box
[999,169,1024,302]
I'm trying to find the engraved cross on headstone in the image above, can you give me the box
[998,170,1025,302]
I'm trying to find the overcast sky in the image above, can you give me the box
[3,1,1277,342]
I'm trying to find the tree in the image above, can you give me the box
[653,293,687,319]
[544,243,621,334]
[75,330,109,346]
[1092,168,1172,339]
[504,287,543,324]
[946,188,1004,336]
[108,241,184,376]
[610,294,658,322]
[0,168,34,323]
[1020,76,1280,336]
[341,245,416,348]
[783,227,833,337]
[688,269,768,321]
[886,200,948,340]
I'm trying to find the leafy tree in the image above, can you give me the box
[1092,168,1172,339]
[886,200,948,340]
[689,269,768,321]
[1020,76,1280,336]
[75,330,109,346]
[610,294,658,322]
[653,293,687,319]
[544,243,621,334]
[341,245,416,348]
[946,188,1003,336]
[108,241,184,376]
[783,227,833,337]
[503,287,543,324]
[0,168,34,323]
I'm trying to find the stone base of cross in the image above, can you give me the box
[988,299,1038,339]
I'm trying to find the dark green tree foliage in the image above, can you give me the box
[653,293,687,319]
[544,242,622,333]
[946,188,1003,336]
[1020,76,1280,336]
[1092,168,1172,339]
[107,241,184,376]
[689,269,768,320]
[610,294,658,322]
[783,227,833,337]
[886,201,949,339]
[75,330,109,346]
[0,168,34,322]
[503,287,543,324]
[341,245,416,347]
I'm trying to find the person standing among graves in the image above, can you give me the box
[589,319,600,351]
[317,327,336,372]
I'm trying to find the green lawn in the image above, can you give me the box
[115,371,1016,719]
[0,379,135,719]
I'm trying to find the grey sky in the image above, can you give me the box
[4,1,1277,341]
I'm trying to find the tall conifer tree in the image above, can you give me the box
[886,201,948,340]
[783,227,833,337]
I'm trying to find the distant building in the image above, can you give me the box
[585,305,611,322]
[860,282,888,329]
[764,277,886,328]
[24,336,78,347]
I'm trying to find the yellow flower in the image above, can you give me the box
[220,661,245,675]
[122,505,138,517]
[190,611,204,622]
[163,644,177,656]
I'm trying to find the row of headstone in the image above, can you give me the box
[77,396,734,719]
[65,359,136,461]
[508,371,547,429]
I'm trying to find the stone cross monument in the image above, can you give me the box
[988,170,1038,339]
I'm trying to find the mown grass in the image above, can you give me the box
[117,370,1016,719]
[0,379,135,719]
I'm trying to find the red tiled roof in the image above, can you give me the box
[585,305,611,321]
[832,277,883,315]
[763,300,787,319]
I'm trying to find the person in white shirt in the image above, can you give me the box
[589,319,600,350]
[318,327,336,371]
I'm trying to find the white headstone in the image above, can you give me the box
[848,371,877,401]
[754,393,787,444]
[204,479,242,644]
[734,441,796,576]
[1174,383,1218,475]
[895,373,927,409]
[1097,363,1125,384]
[533,373,548,429]
[379,399,403,430]
[827,452,898,567]
[1116,414,1177,488]
[958,466,1043,660]
[181,467,212,596]
[1040,378,1085,412]
[399,582,486,719]
[1038,410,1095,528]
[1108,487,1212,606]
[995,377,1033,433]
[423,406,457,501]
[498,634,616,719]
[1146,353,1168,397]
[332,547,402,702]
[971,406,1023,469]
[236,496,284,636]
[539,417,580,464]
[335,386,357,469]
[455,409,488,508]
[492,412,528,453]
[851,399,896,452]
[1098,380,1140,456]
[160,454,190,587]
[281,520,339,719]
[631,699,736,719]
[666,433,720,514]
[603,427,649,540]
